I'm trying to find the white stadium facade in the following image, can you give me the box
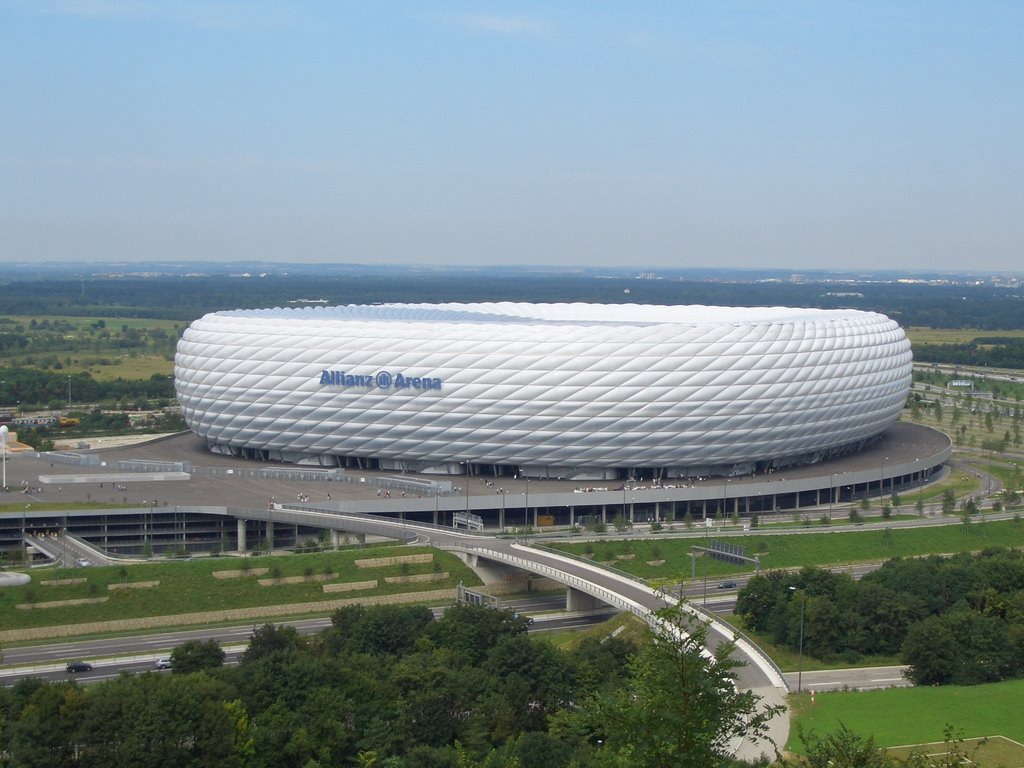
[174,302,914,483]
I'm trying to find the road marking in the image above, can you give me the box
[871,677,905,682]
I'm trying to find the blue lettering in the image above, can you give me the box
[321,369,441,390]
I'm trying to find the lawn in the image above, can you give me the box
[548,518,1024,581]
[0,545,480,632]
[905,327,1024,345]
[788,678,1024,752]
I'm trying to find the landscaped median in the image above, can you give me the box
[0,589,458,643]
[0,545,479,642]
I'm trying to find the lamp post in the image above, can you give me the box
[148,500,156,556]
[524,477,530,530]
[829,472,835,520]
[703,513,710,607]
[1,424,8,491]
[789,586,805,693]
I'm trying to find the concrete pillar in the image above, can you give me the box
[236,519,247,553]
[266,520,274,551]
[566,587,606,612]
[330,529,342,548]
[357,533,366,545]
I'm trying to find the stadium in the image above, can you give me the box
[174,302,914,482]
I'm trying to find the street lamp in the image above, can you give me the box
[829,472,835,520]
[789,586,805,693]
[0,424,8,491]
[524,477,530,529]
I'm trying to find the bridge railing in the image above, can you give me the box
[449,544,654,626]
[463,541,789,691]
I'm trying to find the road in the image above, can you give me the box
[785,666,910,693]
[0,595,618,686]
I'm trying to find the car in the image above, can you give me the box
[155,658,173,670]
[66,661,93,673]
[75,558,90,567]
[717,581,738,590]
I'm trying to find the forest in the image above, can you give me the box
[0,602,775,768]
[736,548,1024,686]
[1,271,1024,330]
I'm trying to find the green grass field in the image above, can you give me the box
[0,546,480,633]
[905,327,1024,345]
[789,679,1024,752]
[549,518,1024,582]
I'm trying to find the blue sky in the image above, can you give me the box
[1,1,1021,272]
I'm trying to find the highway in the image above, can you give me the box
[0,597,618,686]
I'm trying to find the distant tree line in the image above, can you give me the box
[737,549,1024,686]
[2,273,1024,329]
[0,368,175,412]
[912,338,1024,369]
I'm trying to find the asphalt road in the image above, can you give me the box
[0,596,617,686]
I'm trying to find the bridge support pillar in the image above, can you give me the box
[356,533,366,545]
[236,519,247,553]
[266,520,274,551]
[566,587,605,612]
[330,529,342,548]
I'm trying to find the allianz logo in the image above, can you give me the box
[319,370,443,391]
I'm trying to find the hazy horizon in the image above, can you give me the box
[2,2,1021,272]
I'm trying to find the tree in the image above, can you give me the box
[171,639,225,674]
[241,623,305,664]
[326,604,434,657]
[782,723,891,767]
[941,488,956,516]
[551,601,784,767]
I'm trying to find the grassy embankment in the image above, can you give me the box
[0,545,481,638]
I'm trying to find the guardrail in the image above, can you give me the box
[458,541,788,691]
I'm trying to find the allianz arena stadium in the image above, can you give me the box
[174,302,913,481]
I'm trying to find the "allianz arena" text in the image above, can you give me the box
[319,370,443,391]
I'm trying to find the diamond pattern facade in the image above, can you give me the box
[174,303,912,478]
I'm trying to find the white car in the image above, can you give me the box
[155,658,172,670]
